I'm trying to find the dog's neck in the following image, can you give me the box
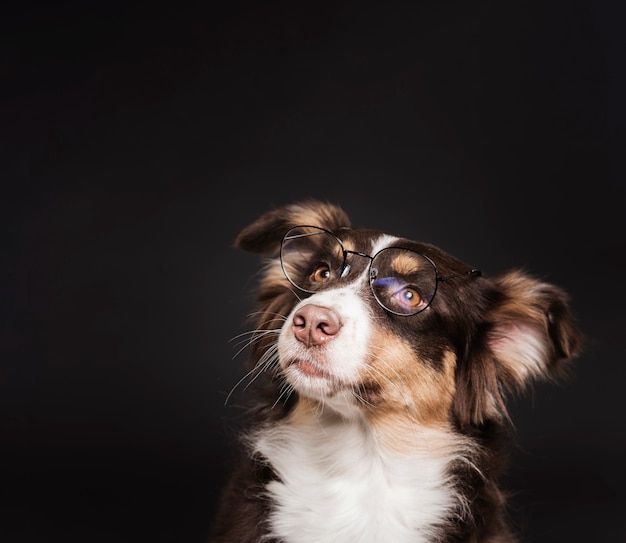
[289,394,464,456]
[251,397,470,543]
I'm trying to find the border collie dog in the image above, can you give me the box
[209,200,581,543]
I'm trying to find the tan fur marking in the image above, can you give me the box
[287,202,349,232]
[361,331,457,451]
[341,238,356,253]
[331,241,345,263]
[391,252,422,275]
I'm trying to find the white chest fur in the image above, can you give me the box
[252,411,462,543]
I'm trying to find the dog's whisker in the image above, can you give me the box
[316,398,328,418]
[230,334,269,355]
[229,327,280,344]
[229,329,281,359]
[363,350,411,399]
[224,344,281,405]
[224,367,261,406]
[351,386,376,411]
[223,361,268,406]
[230,325,283,344]
[271,381,294,410]
[246,310,289,321]
[245,347,280,385]
[283,287,303,303]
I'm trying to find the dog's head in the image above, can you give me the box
[234,200,581,434]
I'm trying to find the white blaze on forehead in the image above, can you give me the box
[371,234,400,254]
[350,234,400,284]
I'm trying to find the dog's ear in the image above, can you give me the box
[455,270,582,427]
[235,200,351,255]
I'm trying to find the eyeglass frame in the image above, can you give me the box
[279,225,482,316]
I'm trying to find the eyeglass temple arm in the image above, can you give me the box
[439,268,482,282]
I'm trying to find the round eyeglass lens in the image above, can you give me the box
[280,226,345,292]
[369,248,438,315]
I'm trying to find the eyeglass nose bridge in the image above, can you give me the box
[343,249,374,260]
[340,249,375,279]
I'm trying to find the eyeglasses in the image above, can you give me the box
[280,226,481,316]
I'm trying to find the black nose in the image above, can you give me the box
[292,305,342,348]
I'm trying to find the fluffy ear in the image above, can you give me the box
[235,200,351,255]
[455,270,582,427]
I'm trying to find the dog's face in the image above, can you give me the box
[235,200,581,437]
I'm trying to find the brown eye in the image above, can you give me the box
[395,287,422,308]
[311,265,331,283]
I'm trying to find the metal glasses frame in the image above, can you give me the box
[280,225,481,316]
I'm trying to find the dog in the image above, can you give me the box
[209,200,581,543]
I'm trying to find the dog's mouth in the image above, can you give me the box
[288,358,333,380]
[285,357,353,394]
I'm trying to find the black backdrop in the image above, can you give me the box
[2,1,625,541]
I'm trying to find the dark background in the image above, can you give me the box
[2,1,625,541]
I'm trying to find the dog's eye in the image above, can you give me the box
[311,265,332,283]
[392,287,422,309]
